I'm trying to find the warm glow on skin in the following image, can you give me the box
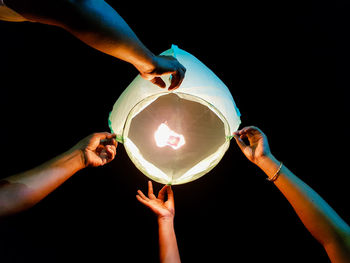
[154,123,185,150]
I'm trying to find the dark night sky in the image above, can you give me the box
[0,1,348,262]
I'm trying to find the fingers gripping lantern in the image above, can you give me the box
[108,45,241,185]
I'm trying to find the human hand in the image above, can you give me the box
[233,126,272,165]
[72,132,117,167]
[139,55,186,91]
[136,181,175,221]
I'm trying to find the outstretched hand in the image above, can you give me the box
[72,132,117,167]
[136,181,175,220]
[233,126,271,165]
[139,55,186,91]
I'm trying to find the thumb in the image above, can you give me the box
[233,134,248,153]
[150,77,166,88]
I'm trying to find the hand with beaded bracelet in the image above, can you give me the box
[234,126,350,263]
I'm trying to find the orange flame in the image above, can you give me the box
[154,123,185,150]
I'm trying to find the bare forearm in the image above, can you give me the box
[56,0,156,72]
[257,155,350,261]
[0,148,85,217]
[158,218,181,263]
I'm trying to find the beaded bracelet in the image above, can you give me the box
[266,162,283,182]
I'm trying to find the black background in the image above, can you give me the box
[0,0,348,262]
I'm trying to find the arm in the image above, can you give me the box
[137,181,181,263]
[233,126,350,263]
[0,132,117,218]
[4,0,186,90]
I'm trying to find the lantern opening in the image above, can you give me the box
[123,92,230,185]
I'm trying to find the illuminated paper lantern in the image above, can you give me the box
[109,45,241,185]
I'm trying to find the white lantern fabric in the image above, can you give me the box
[108,45,241,185]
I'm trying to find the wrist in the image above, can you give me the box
[255,154,281,179]
[77,149,87,169]
[65,148,87,170]
[133,50,156,75]
[255,153,276,167]
[158,216,174,225]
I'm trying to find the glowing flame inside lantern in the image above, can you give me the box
[154,123,185,150]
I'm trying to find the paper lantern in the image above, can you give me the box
[109,45,241,185]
